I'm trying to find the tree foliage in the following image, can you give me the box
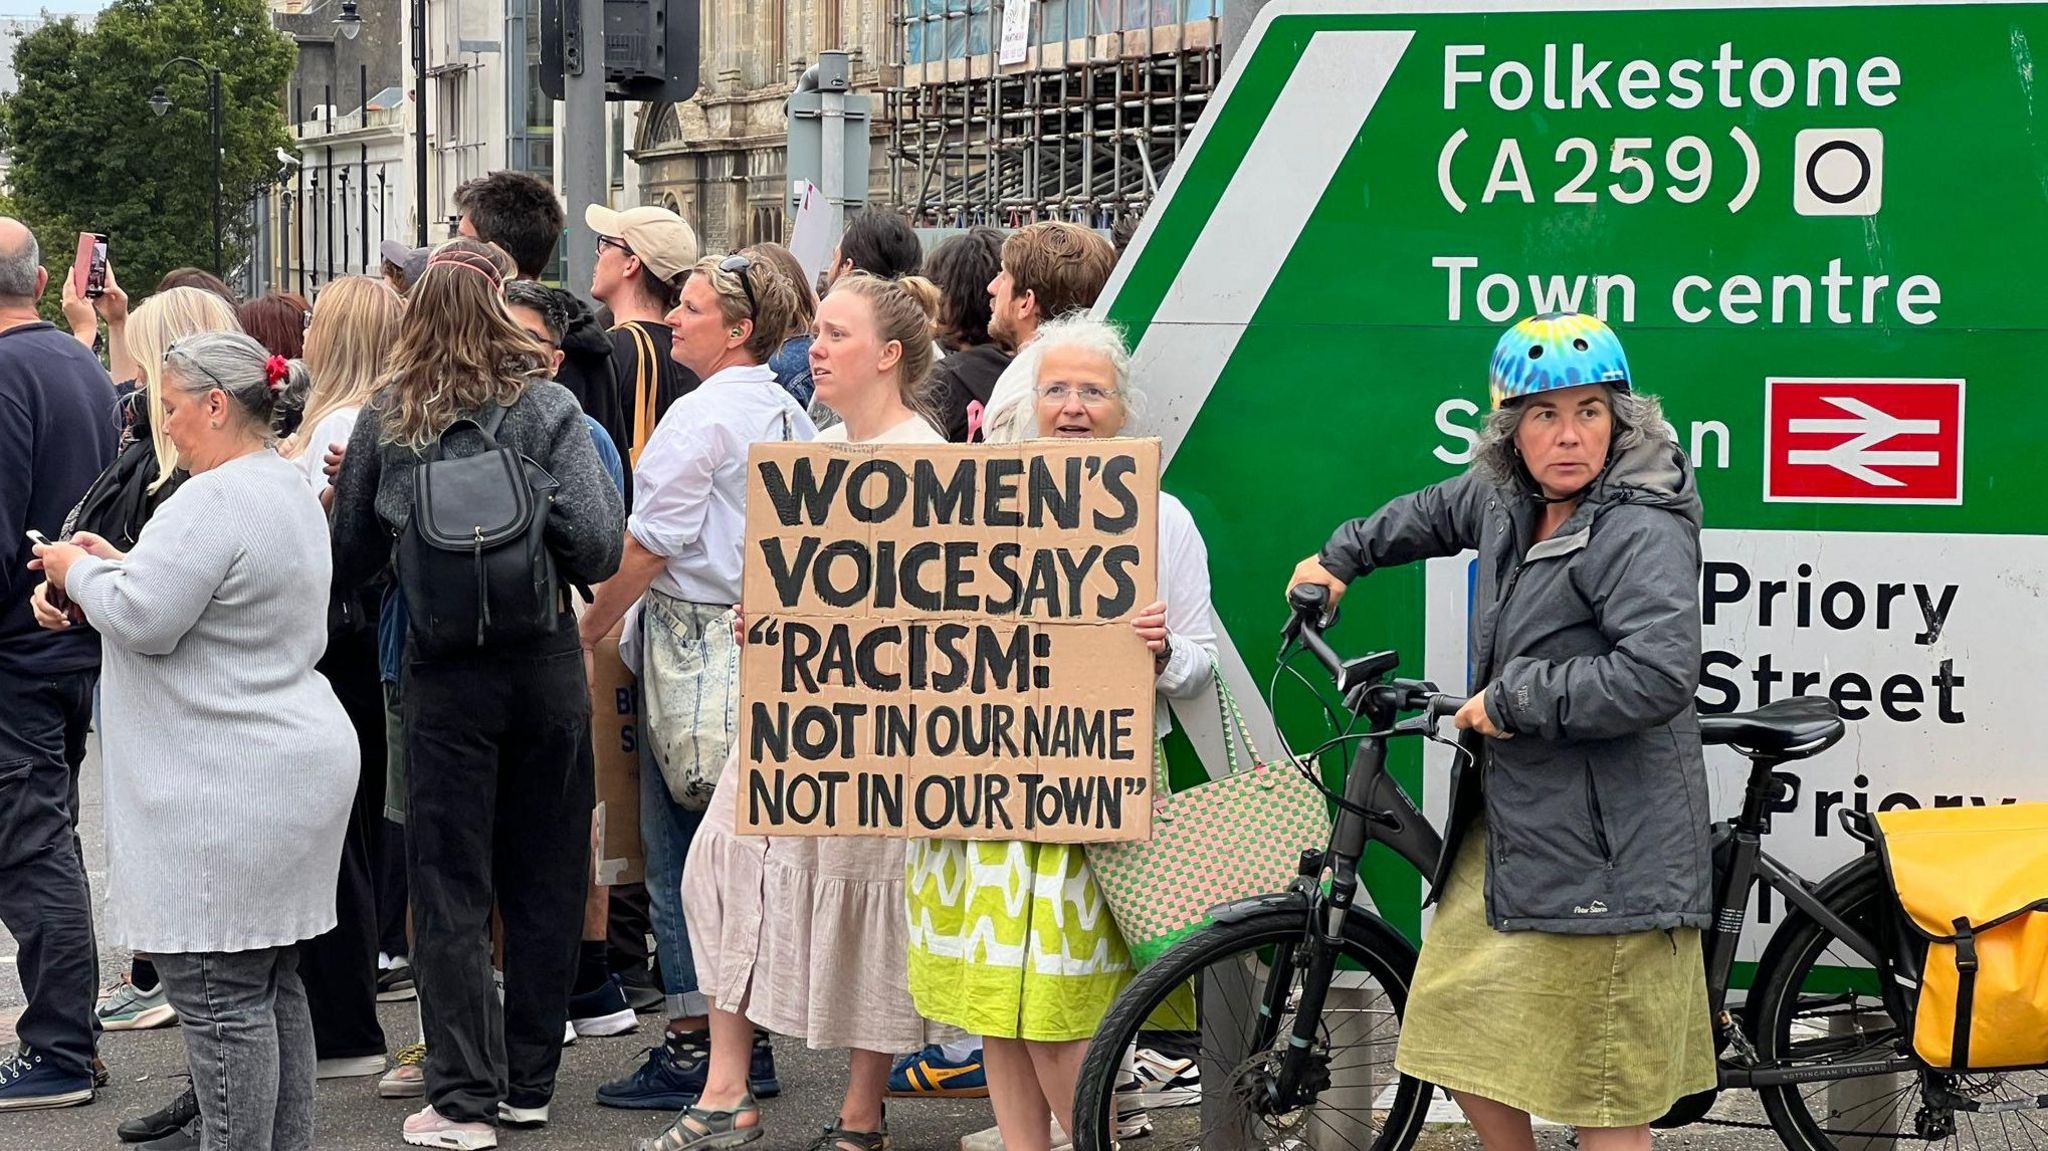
[1,0,295,305]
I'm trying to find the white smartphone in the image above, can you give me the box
[25,529,51,547]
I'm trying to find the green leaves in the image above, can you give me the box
[2,0,295,309]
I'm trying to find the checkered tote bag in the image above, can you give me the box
[1089,678,1332,968]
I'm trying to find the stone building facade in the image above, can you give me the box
[630,0,894,253]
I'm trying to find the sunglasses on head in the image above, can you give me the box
[720,254,757,317]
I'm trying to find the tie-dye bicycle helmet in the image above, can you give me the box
[1488,312,1631,410]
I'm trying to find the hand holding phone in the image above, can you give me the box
[26,530,75,611]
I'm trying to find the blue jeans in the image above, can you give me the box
[638,733,707,1019]
[155,947,316,1151]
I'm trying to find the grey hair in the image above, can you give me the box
[0,228,39,299]
[1029,312,1144,420]
[1472,386,1670,489]
[162,330,282,433]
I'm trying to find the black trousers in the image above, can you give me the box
[0,665,100,1079]
[404,640,593,1122]
[377,817,410,962]
[298,626,388,1060]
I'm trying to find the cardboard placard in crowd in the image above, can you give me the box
[737,439,1161,843]
[589,624,645,885]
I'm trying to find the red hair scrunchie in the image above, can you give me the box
[265,354,290,392]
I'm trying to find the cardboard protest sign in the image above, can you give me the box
[588,625,644,886]
[738,439,1160,842]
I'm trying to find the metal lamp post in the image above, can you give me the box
[149,57,224,277]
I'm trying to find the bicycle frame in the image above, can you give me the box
[1698,760,1926,1089]
[1232,682,1444,1108]
[1229,685,1927,1107]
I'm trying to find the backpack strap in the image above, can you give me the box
[425,403,510,462]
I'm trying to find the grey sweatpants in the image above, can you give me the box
[154,946,316,1151]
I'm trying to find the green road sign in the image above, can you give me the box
[1107,0,2048,946]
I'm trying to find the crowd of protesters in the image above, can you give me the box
[2,175,1185,1151]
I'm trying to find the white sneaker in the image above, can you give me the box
[315,1054,387,1080]
[1121,1044,1200,1106]
[401,1105,497,1149]
[562,1020,577,1046]
[498,1100,548,1127]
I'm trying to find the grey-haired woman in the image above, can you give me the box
[31,330,358,1151]
[1290,312,1714,1151]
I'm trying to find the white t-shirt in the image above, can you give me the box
[815,412,945,445]
[293,407,361,496]
[627,363,817,606]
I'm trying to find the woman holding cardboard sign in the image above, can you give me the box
[904,315,1220,1151]
[629,273,948,1151]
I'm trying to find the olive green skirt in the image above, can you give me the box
[1393,821,1717,1128]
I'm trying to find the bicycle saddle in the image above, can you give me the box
[1698,696,1846,757]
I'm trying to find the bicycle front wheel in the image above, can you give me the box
[1072,908,1429,1151]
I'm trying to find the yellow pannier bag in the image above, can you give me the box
[1874,803,2048,1070]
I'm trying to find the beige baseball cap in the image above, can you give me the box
[585,204,701,282]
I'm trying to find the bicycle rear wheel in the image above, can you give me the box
[1751,857,2048,1150]
[1072,908,1428,1151]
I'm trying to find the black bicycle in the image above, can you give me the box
[1073,585,2048,1151]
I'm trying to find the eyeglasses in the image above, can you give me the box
[720,254,758,317]
[597,235,633,258]
[1037,383,1120,407]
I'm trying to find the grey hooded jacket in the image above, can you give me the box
[1319,438,1710,935]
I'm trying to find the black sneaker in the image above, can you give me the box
[119,1085,198,1143]
[616,965,664,1014]
[568,974,638,1038]
[0,1048,93,1112]
[375,961,416,1003]
[139,1117,199,1151]
[594,1035,709,1110]
[750,1030,781,1099]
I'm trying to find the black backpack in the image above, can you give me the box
[397,403,564,655]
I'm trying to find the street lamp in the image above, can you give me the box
[332,0,363,38]
[150,57,224,277]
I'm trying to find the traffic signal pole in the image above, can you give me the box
[562,0,605,295]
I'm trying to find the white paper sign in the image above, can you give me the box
[787,180,834,286]
[999,0,1030,65]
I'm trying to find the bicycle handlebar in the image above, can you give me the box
[1285,583,1467,723]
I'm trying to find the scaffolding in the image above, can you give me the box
[884,0,1221,227]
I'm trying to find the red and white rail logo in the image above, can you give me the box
[1763,378,1964,505]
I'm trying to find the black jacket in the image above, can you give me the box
[0,322,118,676]
[932,343,1013,442]
[1321,438,1710,935]
[552,295,623,455]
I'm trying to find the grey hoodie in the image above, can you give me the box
[1321,437,1710,934]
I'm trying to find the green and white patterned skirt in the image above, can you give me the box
[905,836,1136,1043]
